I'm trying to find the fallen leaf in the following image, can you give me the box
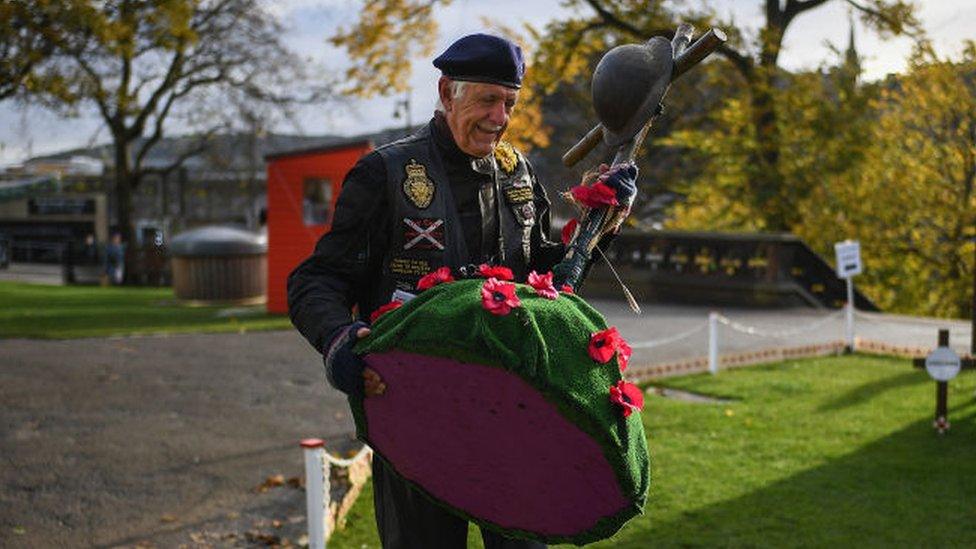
[245,530,280,546]
[12,526,25,535]
[256,474,285,492]
[160,513,178,523]
[272,519,282,528]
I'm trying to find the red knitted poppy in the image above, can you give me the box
[588,326,623,363]
[480,277,521,316]
[609,380,644,417]
[370,300,403,323]
[417,266,455,290]
[570,182,619,208]
[561,218,579,245]
[477,264,514,281]
[527,270,558,300]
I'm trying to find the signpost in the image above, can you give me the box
[834,240,862,352]
[912,329,976,434]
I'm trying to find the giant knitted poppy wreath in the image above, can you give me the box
[352,274,650,545]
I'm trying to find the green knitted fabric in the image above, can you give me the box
[353,278,650,544]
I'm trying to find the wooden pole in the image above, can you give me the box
[935,329,950,434]
[935,381,948,425]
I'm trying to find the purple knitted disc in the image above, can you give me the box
[362,350,629,536]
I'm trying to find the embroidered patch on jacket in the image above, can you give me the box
[402,159,435,209]
[494,141,519,174]
[503,185,534,205]
[402,217,445,251]
[519,202,536,222]
[388,257,434,277]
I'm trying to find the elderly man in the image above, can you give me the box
[288,33,636,549]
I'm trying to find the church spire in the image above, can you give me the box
[845,12,860,76]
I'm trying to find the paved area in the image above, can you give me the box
[1,301,971,547]
[0,330,354,548]
[592,299,974,371]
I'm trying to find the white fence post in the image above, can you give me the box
[709,311,719,375]
[301,438,329,549]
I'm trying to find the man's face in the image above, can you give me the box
[439,78,518,157]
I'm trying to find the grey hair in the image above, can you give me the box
[434,80,469,113]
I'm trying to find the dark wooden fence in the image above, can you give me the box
[585,229,878,310]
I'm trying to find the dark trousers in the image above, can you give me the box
[373,459,547,549]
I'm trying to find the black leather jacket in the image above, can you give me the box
[287,116,565,352]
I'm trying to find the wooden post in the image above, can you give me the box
[911,329,976,435]
[934,329,949,433]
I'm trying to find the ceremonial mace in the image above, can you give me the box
[552,24,727,292]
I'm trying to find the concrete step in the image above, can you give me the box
[0,262,65,285]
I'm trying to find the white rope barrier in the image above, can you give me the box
[715,310,845,339]
[301,439,373,549]
[629,321,708,349]
[706,309,847,374]
[323,444,372,468]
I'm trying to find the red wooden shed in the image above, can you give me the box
[265,139,372,314]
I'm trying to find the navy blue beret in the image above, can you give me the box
[433,33,525,89]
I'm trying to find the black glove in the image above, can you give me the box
[322,321,369,396]
[599,161,638,210]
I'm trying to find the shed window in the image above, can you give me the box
[303,178,333,226]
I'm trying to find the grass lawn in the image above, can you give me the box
[0,282,292,338]
[330,354,976,548]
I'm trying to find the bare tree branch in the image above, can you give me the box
[583,0,646,39]
[784,0,832,23]
[716,43,754,78]
[71,53,115,129]
[845,0,923,38]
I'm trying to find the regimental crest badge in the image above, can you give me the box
[402,159,435,209]
[493,141,518,174]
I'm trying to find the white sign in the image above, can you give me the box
[834,240,862,278]
[925,346,961,382]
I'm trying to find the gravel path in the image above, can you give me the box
[0,330,353,547]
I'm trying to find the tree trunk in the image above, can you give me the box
[745,5,790,232]
[113,138,136,283]
[749,68,788,231]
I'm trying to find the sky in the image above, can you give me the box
[1,0,973,167]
